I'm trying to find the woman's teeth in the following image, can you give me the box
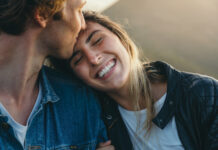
[98,61,115,78]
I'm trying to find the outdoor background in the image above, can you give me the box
[95,0,218,79]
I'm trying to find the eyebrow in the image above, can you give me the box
[69,30,100,62]
[86,30,100,43]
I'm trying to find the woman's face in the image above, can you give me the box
[70,21,131,92]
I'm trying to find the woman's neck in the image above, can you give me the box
[150,82,167,102]
[107,82,167,111]
[107,82,137,110]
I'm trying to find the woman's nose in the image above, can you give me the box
[87,52,102,65]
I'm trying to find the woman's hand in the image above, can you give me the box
[96,140,115,150]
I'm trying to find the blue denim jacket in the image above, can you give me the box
[0,66,107,150]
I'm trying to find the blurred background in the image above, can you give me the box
[85,0,218,79]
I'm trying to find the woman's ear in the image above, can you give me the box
[34,9,48,28]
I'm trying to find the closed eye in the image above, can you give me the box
[92,37,102,46]
[69,50,83,66]
[74,55,83,65]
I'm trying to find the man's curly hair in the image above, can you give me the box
[0,0,66,35]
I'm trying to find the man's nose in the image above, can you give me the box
[80,13,86,30]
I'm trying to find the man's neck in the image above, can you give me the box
[0,31,46,125]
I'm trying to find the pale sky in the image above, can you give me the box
[103,0,218,78]
[84,0,119,12]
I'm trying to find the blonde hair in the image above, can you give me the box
[83,11,157,132]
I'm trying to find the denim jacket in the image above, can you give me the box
[0,66,107,150]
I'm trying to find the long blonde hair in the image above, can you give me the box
[83,11,158,132]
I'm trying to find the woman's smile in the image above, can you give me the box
[96,59,116,79]
[71,21,130,92]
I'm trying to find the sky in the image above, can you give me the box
[83,0,218,78]
[103,0,218,78]
[84,0,119,12]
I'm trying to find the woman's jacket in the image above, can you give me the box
[99,61,218,150]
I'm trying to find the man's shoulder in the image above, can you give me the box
[41,66,99,107]
[42,65,80,86]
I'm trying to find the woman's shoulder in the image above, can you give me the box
[179,72,218,121]
[180,71,218,98]
[147,61,218,97]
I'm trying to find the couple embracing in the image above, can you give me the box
[0,0,217,150]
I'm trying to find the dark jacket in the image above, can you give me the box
[99,61,218,150]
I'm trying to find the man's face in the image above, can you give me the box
[42,0,86,59]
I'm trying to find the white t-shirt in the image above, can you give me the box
[0,84,42,147]
[118,93,184,150]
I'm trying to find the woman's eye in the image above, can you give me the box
[92,37,102,46]
[74,56,83,65]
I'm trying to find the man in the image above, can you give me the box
[0,0,108,149]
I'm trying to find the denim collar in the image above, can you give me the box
[39,66,60,105]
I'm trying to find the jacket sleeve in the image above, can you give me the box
[96,116,108,145]
[196,77,218,150]
[205,78,218,150]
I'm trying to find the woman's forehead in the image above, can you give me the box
[78,21,102,37]
[85,21,102,31]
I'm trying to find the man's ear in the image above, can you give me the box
[34,9,48,28]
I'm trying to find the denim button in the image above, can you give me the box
[106,115,112,120]
[70,145,77,149]
[28,146,41,150]
[1,122,9,130]
[169,101,173,105]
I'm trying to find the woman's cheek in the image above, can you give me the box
[77,66,89,78]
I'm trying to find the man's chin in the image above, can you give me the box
[50,51,72,60]
[59,52,73,60]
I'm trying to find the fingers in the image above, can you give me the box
[96,140,115,150]
[98,140,111,147]
[96,145,115,150]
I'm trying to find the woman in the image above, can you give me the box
[54,11,218,150]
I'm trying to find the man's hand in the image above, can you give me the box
[96,140,115,150]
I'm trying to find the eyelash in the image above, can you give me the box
[74,56,83,65]
[92,37,102,46]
